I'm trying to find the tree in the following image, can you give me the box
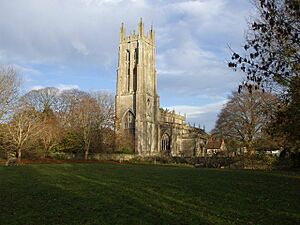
[22,87,60,113]
[213,89,278,154]
[72,95,100,160]
[57,89,88,127]
[229,0,300,152]
[38,111,62,158]
[229,0,299,91]
[93,91,115,129]
[92,91,115,152]
[267,77,300,151]
[22,87,63,157]
[5,106,41,162]
[0,66,20,121]
[60,90,100,160]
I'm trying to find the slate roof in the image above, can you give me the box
[206,138,223,149]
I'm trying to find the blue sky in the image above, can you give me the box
[0,0,253,131]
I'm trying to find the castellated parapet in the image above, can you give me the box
[120,18,155,45]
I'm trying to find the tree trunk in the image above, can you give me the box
[84,147,89,160]
[17,148,22,163]
[84,150,88,160]
[43,147,49,158]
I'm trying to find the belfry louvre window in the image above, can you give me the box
[126,50,130,93]
[126,50,130,62]
[134,48,138,64]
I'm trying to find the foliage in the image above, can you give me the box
[267,76,300,151]
[229,0,299,92]
[117,147,135,154]
[57,131,84,154]
[276,150,300,169]
[229,0,300,152]
[115,130,135,154]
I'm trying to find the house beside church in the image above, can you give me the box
[206,138,227,156]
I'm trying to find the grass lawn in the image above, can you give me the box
[0,163,299,225]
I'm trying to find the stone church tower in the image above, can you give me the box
[116,19,207,157]
[115,19,160,155]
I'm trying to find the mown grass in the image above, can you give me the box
[0,163,299,225]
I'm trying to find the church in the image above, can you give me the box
[115,19,207,157]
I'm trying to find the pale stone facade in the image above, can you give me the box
[115,19,207,156]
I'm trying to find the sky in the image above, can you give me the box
[0,0,253,131]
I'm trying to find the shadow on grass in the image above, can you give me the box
[0,164,299,225]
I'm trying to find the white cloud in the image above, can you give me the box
[56,84,80,90]
[171,0,225,19]
[157,69,185,76]
[168,100,227,118]
[157,38,242,97]
[71,41,89,56]
[30,84,80,91]
[30,85,46,91]
[166,99,228,131]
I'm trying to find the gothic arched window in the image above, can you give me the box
[161,133,171,154]
[123,111,135,134]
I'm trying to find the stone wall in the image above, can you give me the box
[91,153,135,161]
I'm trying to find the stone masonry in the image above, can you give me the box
[115,19,207,156]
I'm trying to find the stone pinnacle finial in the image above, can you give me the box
[138,17,144,37]
[150,23,155,43]
[120,22,126,41]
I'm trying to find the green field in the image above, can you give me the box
[0,163,299,225]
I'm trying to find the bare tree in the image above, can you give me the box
[213,89,278,154]
[0,66,20,121]
[22,87,63,157]
[5,106,41,162]
[59,90,100,159]
[93,91,115,129]
[90,91,115,152]
[39,112,62,158]
[22,87,60,113]
[57,89,88,127]
[72,95,100,160]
